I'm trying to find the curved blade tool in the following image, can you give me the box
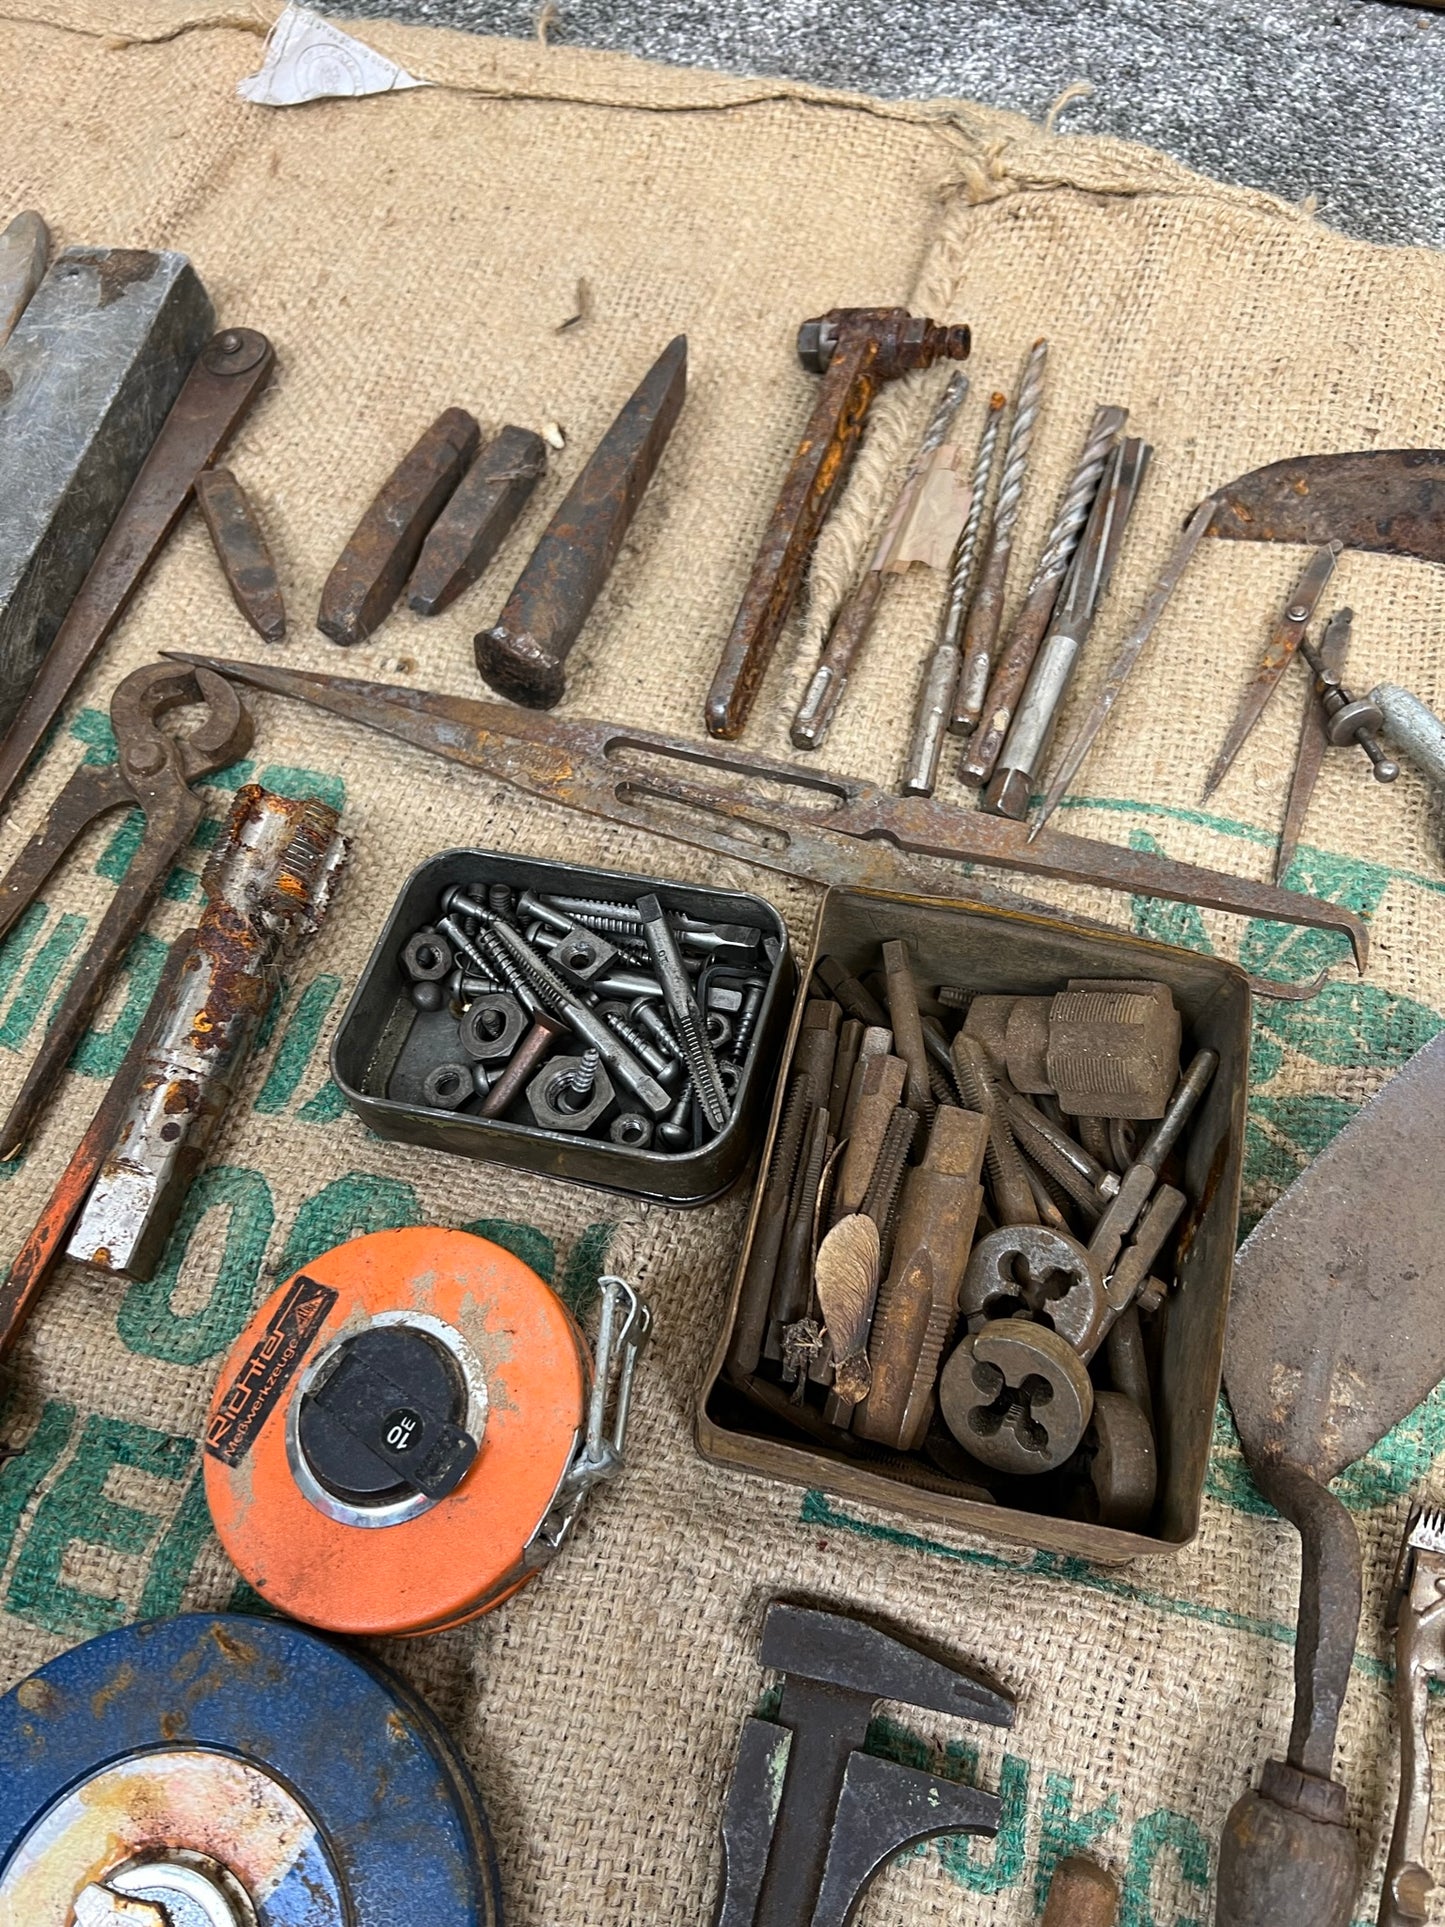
[1206,448,1445,560]
[168,653,1370,973]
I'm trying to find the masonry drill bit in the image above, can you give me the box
[791,370,969,750]
[901,391,1005,795]
[962,403,1127,789]
[952,339,1047,738]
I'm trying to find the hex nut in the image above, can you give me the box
[423,1062,473,1111]
[526,1054,615,1133]
[403,928,452,983]
[547,921,618,984]
[609,1112,654,1149]
[459,992,526,1063]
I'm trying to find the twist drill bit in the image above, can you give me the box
[636,892,731,1133]
[902,390,1005,794]
[950,1032,1037,1226]
[952,339,1047,737]
[962,403,1127,789]
[791,370,970,751]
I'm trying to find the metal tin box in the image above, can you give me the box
[332,849,793,1207]
[696,885,1251,1562]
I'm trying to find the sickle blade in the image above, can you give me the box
[1205,448,1445,563]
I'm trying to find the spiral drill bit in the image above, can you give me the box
[900,391,1005,796]
[951,338,1048,738]
[791,369,970,751]
[962,402,1127,789]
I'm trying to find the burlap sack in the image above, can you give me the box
[3,6,1444,1921]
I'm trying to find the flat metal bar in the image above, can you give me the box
[169,652,1371,973]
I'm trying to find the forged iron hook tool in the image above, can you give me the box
[0,660,252,1161]
[167,652,1370,976]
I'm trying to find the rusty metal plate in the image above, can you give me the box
[1206,449,1445,563]
[1225,1027,1445,1482]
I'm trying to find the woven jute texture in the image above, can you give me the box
[3,7,1445,1922]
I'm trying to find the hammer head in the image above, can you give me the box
[760,1601,1014,1729]
[796,308,971,381]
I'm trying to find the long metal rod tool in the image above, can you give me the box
[951,341,1047,738]
[791,371,969,751]
[901,390,1004,795]
[0,329,275,820]
[1028,496,1216,840]
[169,652,1370,973]
[961,402,1127,789]
[1276,607,1350,882]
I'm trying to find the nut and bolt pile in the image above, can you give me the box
[396,878,772,1154]
[728,946,1214,1533]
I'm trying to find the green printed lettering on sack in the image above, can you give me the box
[463,1217,557,1281]
[255,764,346,811]
[0,911,85,1052]
[7,1417,194,1636]
[1121,1808,1210,1927]
[297,1078,347,1123]
[69,706,116,765]
[253,975,342,1114]
[0,1398,75,1572]
[276,1173,422,1277]
[935,1753,1030,1893]
[139,1467,216,1618]
[117,1166,277,1364]
[70,930,169,1079]
[559,1222,617,1311]
[1033,1769,1121,1912]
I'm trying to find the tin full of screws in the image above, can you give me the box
[331,850,793,1204]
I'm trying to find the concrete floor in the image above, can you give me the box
[319,0,1445,250]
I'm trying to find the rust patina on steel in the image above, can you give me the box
[0,661,253,1163]
[705,308,971,741]
[1217,1028,1445,1927]
[1206,448,1445,559]
[196,465,286,642]
[169,653,1371,976]
[0,327,273,824]
[408,423,547,617]
[317,405,480,646]
[67,785,347,1283]
[0,933,190,1368]
[475,337,687,708]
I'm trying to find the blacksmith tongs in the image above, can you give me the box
[0,661,252,1160]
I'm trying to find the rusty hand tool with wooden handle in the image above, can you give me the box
[1218,1028,1445,1927]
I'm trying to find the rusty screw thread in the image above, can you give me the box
[859,1105,919,1270]
[950,1034,1036,1226]
[731,980,765,1063]
[631,998,685,1062]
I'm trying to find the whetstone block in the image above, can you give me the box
[0,247,213,733]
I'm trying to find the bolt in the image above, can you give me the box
[656,1086,693,1152]
[731,979,765,1062]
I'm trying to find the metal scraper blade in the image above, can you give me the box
[1224,1027,1445,1483]
[1205,449,1445,564]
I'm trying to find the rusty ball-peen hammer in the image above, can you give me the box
[705,307,970,739]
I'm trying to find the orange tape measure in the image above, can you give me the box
[203,1228,646,1636]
